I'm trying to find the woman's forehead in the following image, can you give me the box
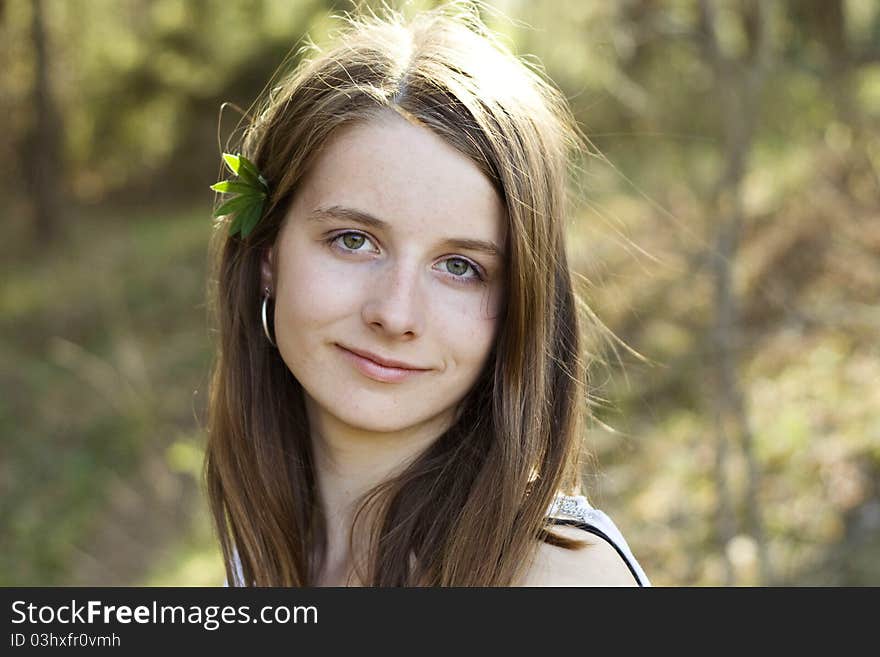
[293,113,506,246]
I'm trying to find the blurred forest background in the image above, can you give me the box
[2,0,878,586]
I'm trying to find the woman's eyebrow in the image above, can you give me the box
[308,204,505,258]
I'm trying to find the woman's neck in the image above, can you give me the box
[305,396,455,584]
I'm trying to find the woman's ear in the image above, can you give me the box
[260,247,274,293]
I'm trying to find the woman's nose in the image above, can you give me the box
[360,258,425,337]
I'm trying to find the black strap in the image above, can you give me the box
[546,517,644,587]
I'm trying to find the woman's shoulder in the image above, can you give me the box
[518,526,639,586]
[514,492,650,587]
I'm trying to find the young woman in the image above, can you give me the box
[206,1,649,587]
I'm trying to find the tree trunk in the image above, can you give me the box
[23,0,63,243]
[699,0,773,586]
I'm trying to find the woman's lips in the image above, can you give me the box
[337,345,428,383]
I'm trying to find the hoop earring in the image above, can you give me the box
[261,287,276,348]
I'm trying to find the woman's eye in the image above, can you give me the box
[341,233,366,250]
[446,258,477,276]
[445,258,467,276]
[330,231,374,252]
[444,258,485,283]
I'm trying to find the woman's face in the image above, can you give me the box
[262,111,506,439]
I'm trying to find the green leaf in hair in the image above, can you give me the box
[210,152,270,238]
[238,204,263,238]
[210,180,264,196]
[213,194,260,218]
[227,211,245,237]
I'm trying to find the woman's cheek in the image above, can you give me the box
[289,250,364,313]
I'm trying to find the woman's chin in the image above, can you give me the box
[334,414,423,435]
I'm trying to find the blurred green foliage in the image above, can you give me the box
[1,0,878,585]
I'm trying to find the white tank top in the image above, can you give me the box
[546,493,651,587]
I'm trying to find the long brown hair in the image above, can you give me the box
[205,0,607,586]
